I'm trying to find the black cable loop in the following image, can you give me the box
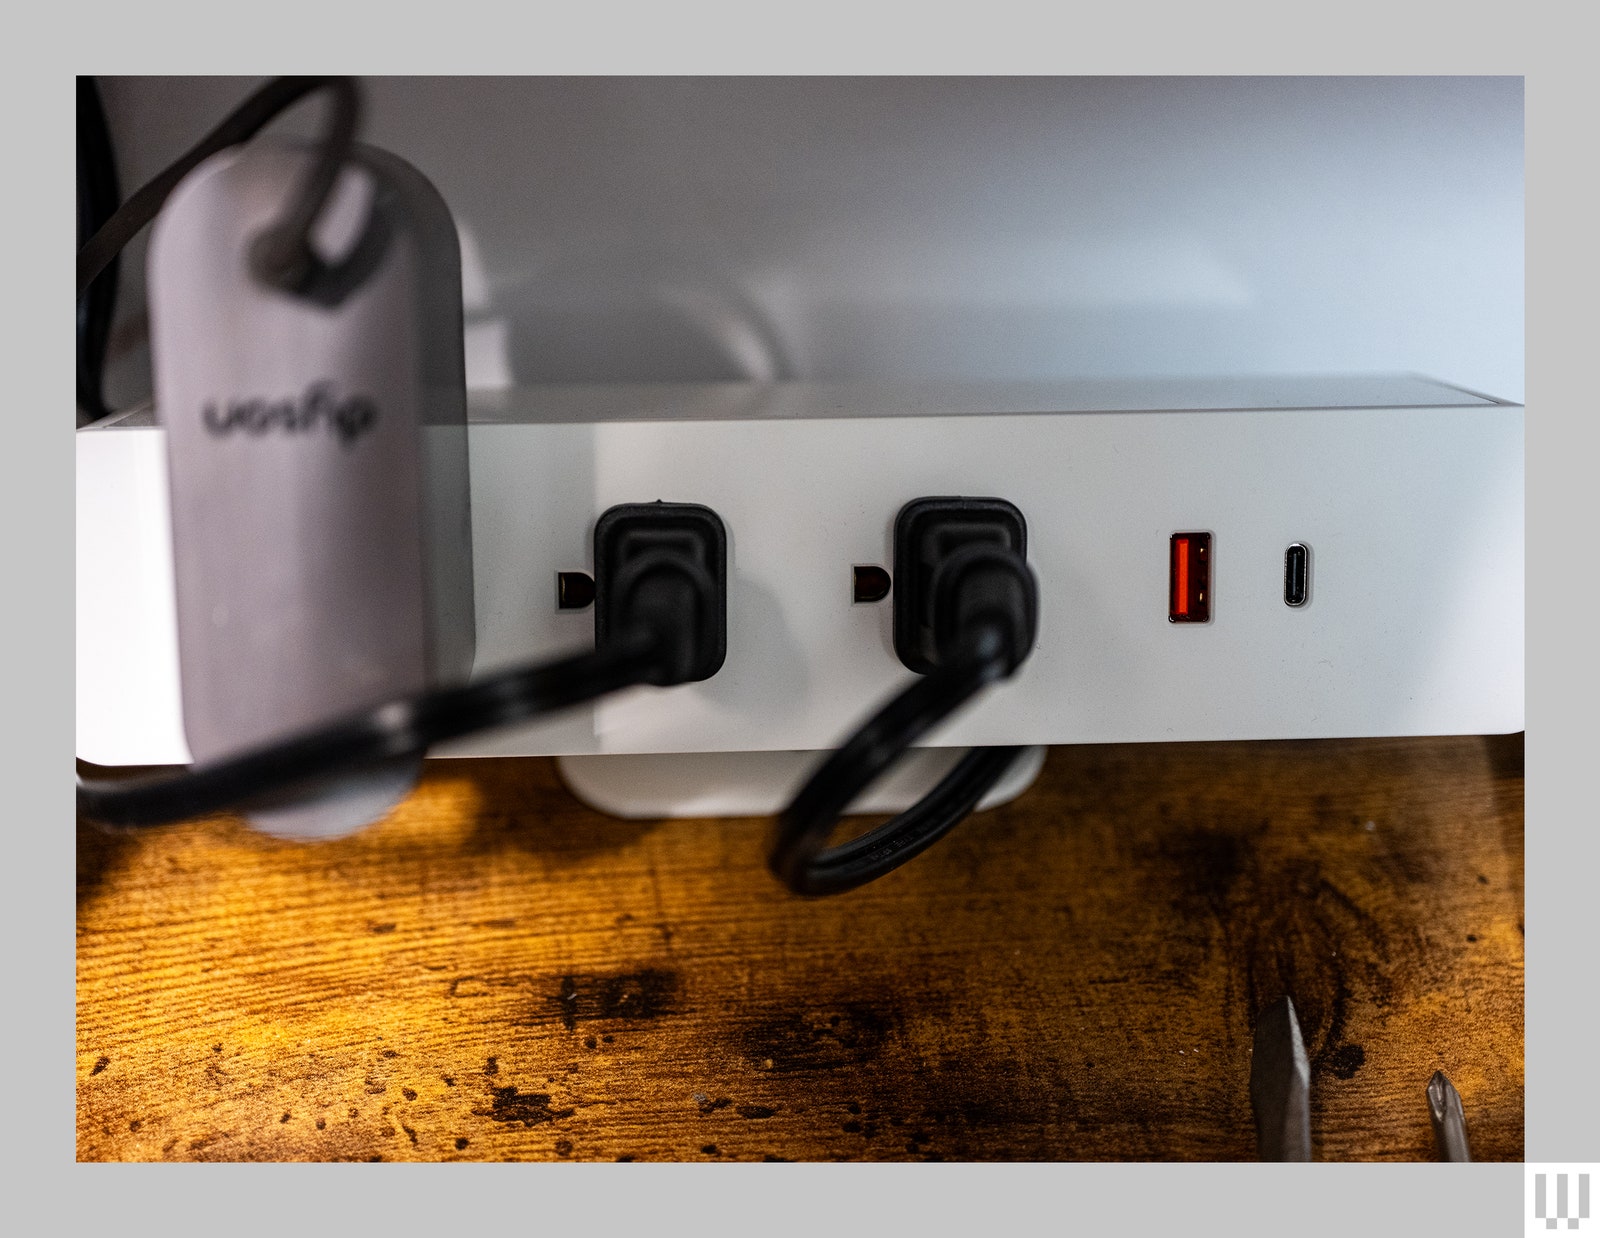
[77,629,663,830]
[769,624,1025,897]
[76,76,370,312]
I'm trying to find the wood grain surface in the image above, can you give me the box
[77,733,1523,1162]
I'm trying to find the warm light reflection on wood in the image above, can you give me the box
[78,737,1523,1162]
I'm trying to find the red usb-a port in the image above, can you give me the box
[1169,532,1211,623]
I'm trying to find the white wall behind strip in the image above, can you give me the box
[97,76,1524,403]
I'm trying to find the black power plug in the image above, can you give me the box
[769,495,1039,897]
[593,502,728,686]
[893,497,1037,677]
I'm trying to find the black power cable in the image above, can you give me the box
[79,492,728,828]
[77,77,121,424]
[770,515,1040,897]
[78,526,725,829]
[76,76,374,313]
[78,634,661,829]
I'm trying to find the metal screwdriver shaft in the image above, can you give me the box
[1251,995,1312,1161]
[1426,1070,1471,1162]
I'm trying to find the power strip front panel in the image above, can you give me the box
[77,378,1523,765]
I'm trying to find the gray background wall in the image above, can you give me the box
[97,76,1524,403]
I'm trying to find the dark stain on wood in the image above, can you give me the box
[737,1003,897,1073]
[550,969,681,1031]
[91,1056,110,1075]
[478,1087,576,1128]
[1326,1044,1367,1080]
[736,1104,777,1119]
[450,969,681,1033]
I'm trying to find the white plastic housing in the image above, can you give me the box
[77,376,1524,767]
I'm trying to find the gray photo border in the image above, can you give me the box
[25,9,1590,1236]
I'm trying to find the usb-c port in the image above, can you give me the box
[1284,544,1309,607]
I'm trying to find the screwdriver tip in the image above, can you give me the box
[1426,1070,1455,1119]
[1251,995,1311,1161]
[1426,1069,1471,1162]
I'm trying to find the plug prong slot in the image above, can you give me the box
[556,571,596,610]
[852,565,891,604]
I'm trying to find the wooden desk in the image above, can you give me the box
[77,733,1523,1161]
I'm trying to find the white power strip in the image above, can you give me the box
[77,376,1524,797]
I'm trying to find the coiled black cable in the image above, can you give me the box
[772,626,1026,896]
[770,534,1039,897]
